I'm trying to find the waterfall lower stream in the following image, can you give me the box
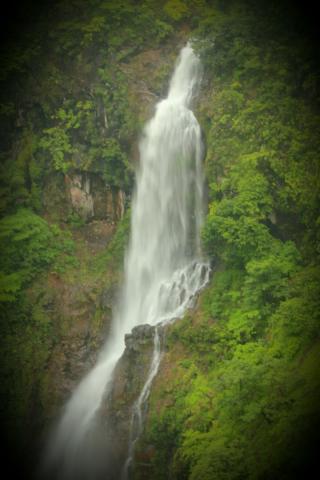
[122,262,210,480]
[42,43,209,480]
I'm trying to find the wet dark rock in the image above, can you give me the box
[179,288,186,304]
[200,263,207,282]
[94,324,157,479]
[124,324,155,352]
[100,284,118,310]
[40,277,113,425]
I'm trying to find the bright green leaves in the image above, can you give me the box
[159,258,319,480]
[38,80,133,188]
[164,0,189,21]
[39,101,94,173]
[203,154,273,264]
[0,209,54,266]
[96,67,135,142]
[40,126,73,173]
[183,372,215,432]
[150,29,318,464]
[269,266,320,358]
[244,240,300,302]
[0,209,75,301]
[0,272,25,303]
[199,3,320,270]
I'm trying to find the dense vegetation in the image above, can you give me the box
[0,0,167,471]
[137,2,320,479]
[0,1,319,479]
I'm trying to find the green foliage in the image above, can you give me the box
[138,1,320,479]
[97,138,129,187]
[37,72,134,188]
[1,0,181,208]
[93,209,131,273]
[0,0,180,457]
[66,211,86,227]
[164,0,189,21]
[0,209,75,301]
[0,1,319,478]
[40,124,74,173]
[0,132,46,214]
[0,282,54,447]
[146,260,320,479]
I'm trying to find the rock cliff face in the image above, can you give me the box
[43,171,126,223]
[21,178,129,474]
[45,324,159,480]
[51,323,169,480]
[97,324,156,479]
[34,169,128,433]
[66,172,126,222]
[40,278,113,422]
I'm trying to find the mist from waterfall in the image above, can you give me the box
[42,42,208,480]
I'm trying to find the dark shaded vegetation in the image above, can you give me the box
[0,1,169,474]
[0,1,319,479]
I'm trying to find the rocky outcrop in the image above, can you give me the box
[65,172,126,222]
[66,172,94,220]
[124,324,155,353]
[43,171,126,223]
[39,276,114,424]
[89,324,157,480]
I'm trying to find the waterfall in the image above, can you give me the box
[122,262,210,480]
[42,42,209,480]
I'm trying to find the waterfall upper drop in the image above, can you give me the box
[43,43,209,480]
[118,43,204,333]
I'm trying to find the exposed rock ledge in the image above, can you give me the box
[90,324,157,480]
[43,171,126,223]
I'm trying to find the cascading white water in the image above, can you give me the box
[122,262,210,480]
[43,43,208,480]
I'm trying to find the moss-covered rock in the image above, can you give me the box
[86,324,157,479]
